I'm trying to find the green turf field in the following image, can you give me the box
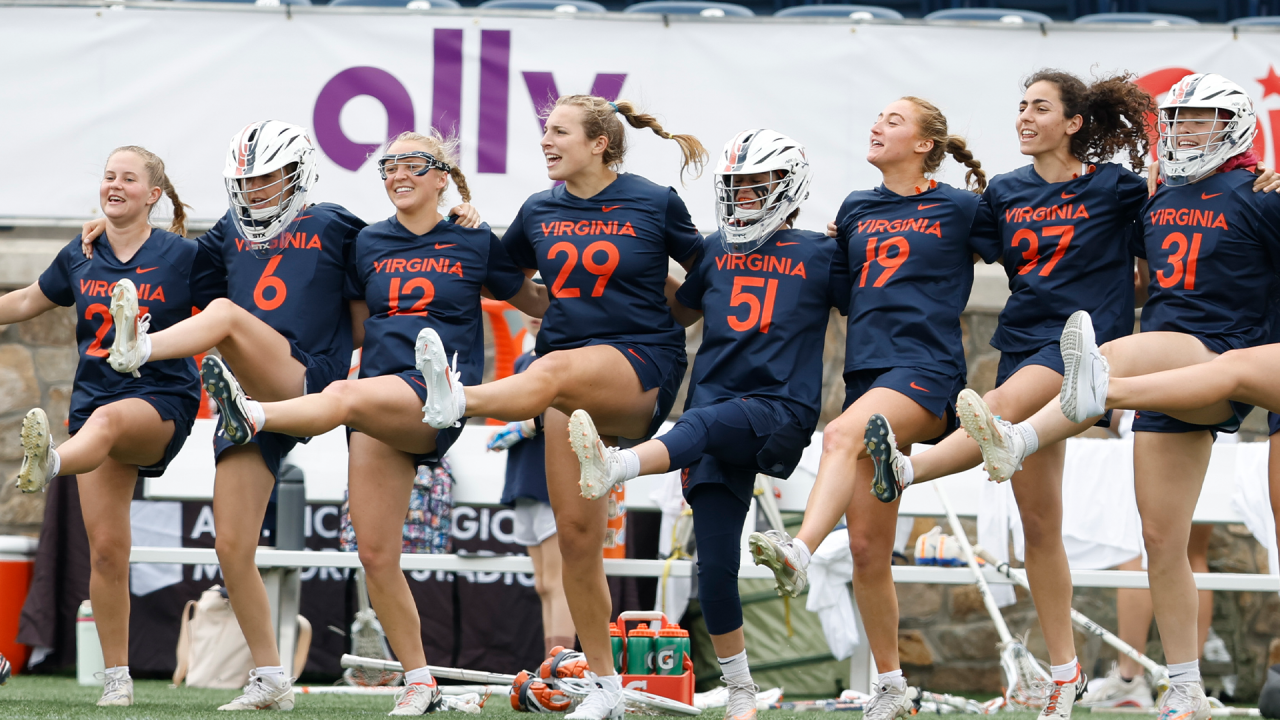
[0,676,1176,719]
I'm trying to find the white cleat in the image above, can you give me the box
[1155,681,1210,720]
[1060,310,1110,424]
[97,670,134,707]
[569,409,626,500]
[15,408,55,494]
[1082,664,1154,708]
[722,677,760,720]
[863,681,913,720]
[747,529,808,597]
[108,278,151,378]
[956,389,1026,484]
[218,671,296,711]
[389,680,443,716]
[415,328,464,430]
[565,673,625,720]
[1041,666,1087,720]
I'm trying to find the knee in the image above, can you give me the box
[1215,350,1250,390]
[87,536,130,578]
[1141,526,1180,563]
[205,298,241,326]
[357,542,402,579]
[552,520,600,559]
[848,531,888,570]
[214,529,258,565]
[823,414,865,457]
[83,404,126,436]
[320,380,358,414]
[1019,510,1060,548]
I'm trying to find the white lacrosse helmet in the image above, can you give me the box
[714,129,812,255]
[1157,73,1257,187]
[223,120,318,258]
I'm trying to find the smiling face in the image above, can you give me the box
[239,166,293,211]
[729,171,777,213]
[541,105,608,182]
[382,139,447,213]
[100,150,162,224]
[1016,80,1082,158]
[867,100,930,171]
[1163,106,1230,152]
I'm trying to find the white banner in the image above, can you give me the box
[3,5,1280,233]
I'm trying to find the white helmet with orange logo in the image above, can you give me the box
[223,120,318,257]
[714,129,811,255]
[1157,73,1256,187]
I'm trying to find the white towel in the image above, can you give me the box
[806,528,860,660]
[1230,441,1278,594]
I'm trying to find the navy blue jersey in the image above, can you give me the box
[347,217,527,383]
[676,229,848,431]
[835,182,982,377]
[502,173,701,355]
[38,230,212,432]
[1136,169,1280,350]
[972,163,1148,352]
[192,203,364,378]
[501,351,549,505]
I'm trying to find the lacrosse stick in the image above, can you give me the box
[971,544,1172,696]
[340,654,702,716]
[934,484,1054,710]
[344,570,401,687]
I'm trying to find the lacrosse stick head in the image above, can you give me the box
[999,639,1054,710]
[344,609,401,687]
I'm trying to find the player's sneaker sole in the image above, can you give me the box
[956,389,1018,484]
[202,356,255,445]
[569,410,615,501]
[1059,310,1106,424]
[108,278,144,377]
[16,408,53,494]
[747,532,805,597]
[865,413,902,503]
[414,328,461,430]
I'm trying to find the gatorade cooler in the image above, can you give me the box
[616,611,694,706]
[0,535,37,676]
[609,623,624,671]
[603,486,626,559]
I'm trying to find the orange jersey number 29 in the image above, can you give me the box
[548,241,620,298]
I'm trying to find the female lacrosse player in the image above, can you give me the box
[961,73,1280,720]
[204,129,546,715]
[414,95,706,720]
[9,146,213,707]
[748,98,987,720]
[570,129,846,720]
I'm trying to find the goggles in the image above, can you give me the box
[377,151,452,180]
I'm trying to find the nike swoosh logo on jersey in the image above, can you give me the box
[434,243,456,249]
[1201,192,1222,199]
[910,382,930,392]
[136,267,159,274]
[917,203,940,210]
[602,205,622,212]
[776,241,800,246]
[1061,192,1077,199]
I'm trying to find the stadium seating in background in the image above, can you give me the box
[624,0,755,15]
[1074,9,1197,20]
[175,0,314,4]
[774,3,904,16]
[330,0,460,6]
[479,0,607,9]
[1125,0,1231,22]
[1231,12,1280,22]
[925,6,1053,20]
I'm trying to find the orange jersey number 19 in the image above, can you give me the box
[859,235,911,287]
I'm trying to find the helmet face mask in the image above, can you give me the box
[1157,73,1256,187]
[714,129,812,255]
[224,120,318,259]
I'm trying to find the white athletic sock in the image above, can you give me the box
[718,650,752,685]
[48,449,61,481]
[256,665,287,682]
[455,383,467,418]
[1168,660,1201,683]
[1050,658,1079,683]
[596,673,623,693]
[139,334,152,365]
[792,537,812,567]
[877,669,906,690]
[245,399,266,432]
[404,666,435,686]
[617,449,641,482]
[900,457,916,487]
[104,666,130,679]
[1015,422,1040,456]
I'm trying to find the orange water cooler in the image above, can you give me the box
[0,536,38,674]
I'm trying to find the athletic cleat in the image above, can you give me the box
[1156,681,1210,720]
[956,389,1025,484]
[97,669,134,707]
[1041,665,1087,720]
[389,680,443,716]
[16,408,55,494]
[202,356,257,445]
[1060,310,1109,424]
[415,328,464,430]
[565,673,624,720]
[1082,664,1154,708]
[747,529,808,597]
[107,278,151,377]
[863,681,913,720]
[866,414,910,503]
[0,651,11,685]
[218,671,296,711]
[569,410,625,500]
[723,677,760,720]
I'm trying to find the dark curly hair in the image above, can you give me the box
[1024,69,1155,171]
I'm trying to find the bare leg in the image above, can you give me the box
[847,465,908,672]
[261,377,438,455]
[56,398,176,475]
[529,535,576,655]
[347,433,428,671]
[213,446,281,667]
[1271,433,1280,563]
[1133,431,1212,666]
[1188,524,1213,654]
[149,298,306,401]
[1115,556,1153,679]
[709,629,746,659]
[1106,346,1280,423]
[77,457,141,668]
[633,441,673,476]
